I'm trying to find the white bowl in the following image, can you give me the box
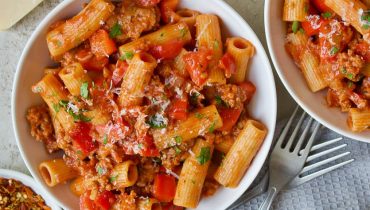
[265,0,370,142]
[12,0,277,209]
[0,169,60,209]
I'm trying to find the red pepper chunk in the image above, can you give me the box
[301,15,329,36]
[153,174,177,202]
[219,52,237,78]
[160,0,179,23]
[218,108,242,132]
[90,29,117,58]
[135,0,161,7]
[168,99,188,121]
[76,48,109,72]
[70,122,97,155]
[95,191,116,210]
[140,134,160,157]
[239,81,256,103]
[183,49,213,86]
[149,40,184,60]
[112,60,129,86]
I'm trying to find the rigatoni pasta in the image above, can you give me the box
[348,108,370,132]
[27,0,267,209]
[214,120,267,187]
[283,0,309,21]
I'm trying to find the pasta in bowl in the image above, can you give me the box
[12,0,276,209]
[265,0,370,141]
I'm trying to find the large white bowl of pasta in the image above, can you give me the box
[12,0,276,209]
[265,0,370,141]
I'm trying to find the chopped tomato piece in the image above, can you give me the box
[162,202,184,210]
[90,29,117,58]
[95,191,116,210]
[219,53,236,78]
[301,15,329,36]
[183,48,213,86]
[168,99,188,120]
[135,0,161,7]
[218,108,242,132]
[76,48,109,72]
[160,0,179,23]
[112,60,129,86]
[239,81,256,103]
[149,40,184,60]
[153,174,177,202]
[80,192,97,210]
[70,122,97,155]
[311,0,332,13]
[140,135,160,157]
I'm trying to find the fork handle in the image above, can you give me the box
[259,186,279,210]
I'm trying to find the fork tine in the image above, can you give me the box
[275,106,300,147]
[285,111,306,149]
[292,159,354,186]
[299,137,343,155]
[293,117,313,153]
[300,122,321,157]
[306,144,347,162]
[301,152,350,173]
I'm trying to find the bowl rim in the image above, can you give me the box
[12,0,277,209]
[0,169,61,209]
[264,0,369,142]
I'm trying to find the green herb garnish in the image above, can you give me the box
[120,51,134,61]
[174,146,182,154]
[109,175,118,183]
[147,114,167,128]
[180,28,188,38]
[109,23,122,38]
[292,21,300,33]
[330,46,339,55]
[195,113,204,119]
[197,147,211,165]
[103,134,108,145]
[322,12,332,19]
[80,82,89,99]
[96,166,105,175]
[174,136,182,144]
[52,103,60,113]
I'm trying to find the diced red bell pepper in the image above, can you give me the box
[311,0,332,13]
[218,108,242,132]
[354,42,370,62]
[90,29,117,58]
[76,48,109,72]
[149,40,184,60]
[183,48,213,86]
[140,134,160,157]
[70,122,97,155]
[95,191,116,210]
[112,60,129,86]
[301,15,329,36]
[239,81,256,103]
[219,52,237,78]
[135,0,161,7]
[160,0,179,23]
[153,174,177,202]
[168,99,188,121]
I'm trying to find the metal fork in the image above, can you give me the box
[227,137,354,210]
[258,107,321,210]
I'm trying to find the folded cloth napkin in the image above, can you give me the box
[234,119,370,210]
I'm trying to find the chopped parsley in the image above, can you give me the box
[138,143,143,150]
[59,100,69,107]
[96,166,106,175]
[330,46,339,55]
[213,40,220,50]
[103,134,108,145]
[58,100,92,122]
[120,51,134,60]
[76,150,83,156]
[195,112,204,119]
[180,28,188,38]
[197,147,211,165]
[347,81,354,88]
[322,12,332,19]
[109,23,122,38]
[174,136,182,144]
[341,67,354,80]
[209,121,216,133]
[215,95,228,107]
[109,175,117,183]
[174,146,182,154]
[361,11,370,29]
[52,103,60,113]
[292,21,300,33]
[147,114,167,128]
[80,82,89,99]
